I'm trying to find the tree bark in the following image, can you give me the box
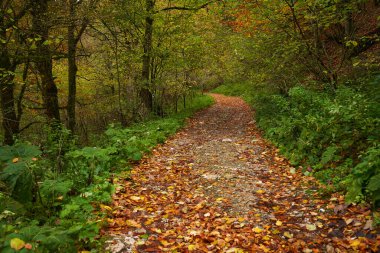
[140,0,154,112]
[31,0,60,123]
[67,0,77,133]
[0,18,19,145]
[0,74,19,145]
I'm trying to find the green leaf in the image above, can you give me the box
[0,162,33,203]
[131,152,142,161]
[40,180,73,198]
[367,174,380,192]
[42,40,52,46]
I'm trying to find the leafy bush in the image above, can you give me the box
[345,145,380,205]
[0,143,41,204]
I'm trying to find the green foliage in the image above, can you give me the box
[0,143,41,204]
[1,224,76,252]
[64,146,118,189]
[248,85,378,173]
[345,145,380,205]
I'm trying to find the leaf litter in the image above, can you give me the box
[104,94,379,252]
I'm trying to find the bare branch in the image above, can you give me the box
[159,1,215,12]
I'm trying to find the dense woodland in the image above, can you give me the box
[0,0,379,251]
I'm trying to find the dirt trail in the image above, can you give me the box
[105,94,379,253]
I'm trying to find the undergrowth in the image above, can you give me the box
[0,94,213,252]
[213,76,380,207]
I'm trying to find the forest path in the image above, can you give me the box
[105,94,378,252]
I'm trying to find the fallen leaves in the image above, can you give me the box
[125,220,141,228]
[105,94,379,253]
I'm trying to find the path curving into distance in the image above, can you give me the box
[105,94,379,253]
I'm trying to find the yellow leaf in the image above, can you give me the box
[226,248,245,253]
[126,219,141,228]
[276,220,283,226]
[253,227,263,233]
[133,207,145,212]
[144,218,154,225]
[259,244,270,252]
[256,189,265,194]
[100,204,112,211]
[188,244,198,251]
[195,201,205,210]
[160,240,171,247]
[283,231,293,239]
[263,236,271,241]
[130,196,141,201]
[306,224,316,231]
[225,217,236,224]
[316,222,323,228]
[10,238,25,250]
[350,239,361,248]
[153,228,162,233]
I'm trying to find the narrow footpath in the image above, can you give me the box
[105,94,379,253]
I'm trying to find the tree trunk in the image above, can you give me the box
[32,0,60,123]
[67,0,77,133]
[140,0,154,112]
[0,77,19,145]
[0,23,19,145]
